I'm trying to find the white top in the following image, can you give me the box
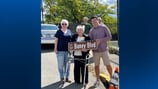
[74,36,84,56]
[61,29,68,34]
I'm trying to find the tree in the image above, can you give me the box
[42,0,118,40]
[43,0,115,23]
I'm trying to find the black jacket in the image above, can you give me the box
[71,34,90,59]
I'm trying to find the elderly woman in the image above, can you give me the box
[54,19,72,84]
[71,25,90,85]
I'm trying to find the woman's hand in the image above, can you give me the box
[54,48,57,54]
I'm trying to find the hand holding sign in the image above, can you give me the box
[96,39,101,46]
[68,40,97,51]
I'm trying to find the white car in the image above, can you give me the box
[41,24,59,44]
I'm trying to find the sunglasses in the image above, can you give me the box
[62,23,67,25]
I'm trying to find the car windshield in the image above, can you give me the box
[41,25,58,30]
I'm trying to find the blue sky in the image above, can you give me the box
[99,0,117,18]
[99,0,117,5]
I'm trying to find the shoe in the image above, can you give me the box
[93,80,100,87]
[60,78,64,84]
[65,78,72,83]
[59,83,64,88]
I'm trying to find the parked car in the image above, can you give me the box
[41,24,59,44]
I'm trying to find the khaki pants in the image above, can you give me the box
[93,51,110,66]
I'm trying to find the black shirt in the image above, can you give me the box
[55,29,72,51]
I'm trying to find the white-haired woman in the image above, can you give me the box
[71,25,90,85]
[54,19,72,84]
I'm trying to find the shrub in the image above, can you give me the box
[108,46,119,55]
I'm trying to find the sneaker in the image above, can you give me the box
[65,78,72,83]
[60,78,64,84]
[93,80,100,87]
[59,83,64,89]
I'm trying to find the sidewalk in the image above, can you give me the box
[41,51,119,89]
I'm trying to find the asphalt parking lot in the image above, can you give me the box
[41,44,119,89]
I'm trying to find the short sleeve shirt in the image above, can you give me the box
[55,29,72,51]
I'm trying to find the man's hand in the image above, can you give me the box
[96,39,101,46]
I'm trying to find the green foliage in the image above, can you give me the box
[109,46,119,55]
[42,0,118,37]
[103,15,117,34]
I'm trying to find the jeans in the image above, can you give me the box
[56,51,70,79]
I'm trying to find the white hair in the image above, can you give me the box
[60,19,69,26]
[76,25,85,33]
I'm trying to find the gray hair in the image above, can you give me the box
[83,17,89,20]
[97,17,102,21]
[60,19,69,26]
[76,25,85,32]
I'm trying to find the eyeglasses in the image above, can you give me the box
[62,23,67,25]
